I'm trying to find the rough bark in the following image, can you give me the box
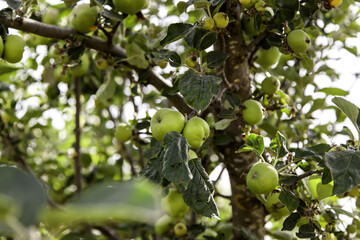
[214,2,267,239]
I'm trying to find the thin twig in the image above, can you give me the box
[93,225,121,240]
[74,77,83,194]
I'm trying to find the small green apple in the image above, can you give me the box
[255,47,280,69]
[71,4,98,34]
[261,76,280,95]
[185,57,197,68]
[242,16,265,36]
[115,123,132,143]
[96,59,108,70]
[113,0,147,15]
[150,108,185,142]
[203,17,215,30]
[182,117,210,149]
[307,175,333,200]
[154,215,174,236]
[347,224,357,234]
[287,29,311,53]
[70,54,90,77]
[3,35,25,63]
[188,150,198,160]
[239,0,252,5]
[255,0,266,11]
[246,162,278,194]
[174,222,187,237]
[43,7,59,25]
[242,100,264,125]
[213,12,229,29]
[0,36,3,58]
[157,59,168,69]
[161,189,189,218]
[264,191,290,218]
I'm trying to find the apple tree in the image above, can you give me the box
[0,0,360,239]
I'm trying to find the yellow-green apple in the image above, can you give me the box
[43,7,59,25]
[174,222,187,237]
[213,12,229,28]
[3,35,25,63]
[161,189,189,218]
[150,108,185,142]
[255,47,280,69]
[287,29,311,53]
[261,76,280,95]
[246,162,278,194]
[242,100,264,125]
[182,117,210,149]
[154,215,174,236]
[71,4,98,34]
[113,0,147,15]
[115,123,132,142]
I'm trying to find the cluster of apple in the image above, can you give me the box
[203,12,229,30]
[150,108,210,149]
[0,35,25,64]
[155,188,189,236]
[70,0,149,34]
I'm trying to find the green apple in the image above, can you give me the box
[328,0,342,7]
[115,123,132,142]
[182,117,210,149]
[242,16,265,36]
[203,17,215,30]
[213,12,229,29]
[287,29,311,53]
[255,47,280,69]
[161,189,189,218]
[307,175,333,200]
[246,162,278,194]
[157,59,167,69]
[188,150,198,160]
[261,76,280,95]
[3,35,25,64]
[264,191,290,218]
[154,215,174,236]
[43,7,59,25]
[113,0,147,15]
[242,100,264,125]
[174,222,187,237]
[255,0,266,11]
[71,4,98,34]
[96,59,108,70]
[347,224,357,234]
[185,57,196,68]
[150,108,185,142]
[239,0,252,5]
[70,54,90,77]
[0,36,3,58]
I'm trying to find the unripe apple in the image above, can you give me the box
[246,162,278,194]
[328,0,342,7]
[42,7,59,25]
[113,0,147,15]
[182,117,210,149]
[242,16,265,36]
[188,150,198,160]
[261,76,280,95]
[71,4,98,34]
[115,123,132,142]
[255,0,266,11]
[203,17,215,30]
[96,59,108,70]
[307,175,333,200]
[213,12,229,29]
[264,191,290,218]
[161,189,189,218]
[242,100,264,125]
[3,35,25,63]
[255,47,281,69]
[154,215,174,236]
[157,59,168,69]
[287,29,311,53]
[70,54,90,77]
[185,57,196,68]
[239,0,252,5]
[174,222,187,237]
[0,36,3,58]
[150,108,185,142]
[347,224,357,234]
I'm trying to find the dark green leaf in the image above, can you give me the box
[236,226,260,240]
[282,212,301,231]
[179,71,222,111]
[143,138,162,159]
[296,223,315,238]
[168,51,182,67]
[162,132,192,189]
[279,189,299,212]
[140,157,164,184]
[238,133,265,156]
[332,97,360,135]
[160,23,195,46]
[279,175,298,186]
[225,92,241,108]
[178,159,219,219]
[5,0,21,9]
[295,144,331,162]
[270,131,288,158]
[206,51,228,69]
[325,150,360,195]
[184,28,217,50]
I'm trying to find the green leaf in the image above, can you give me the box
[184,28,217,50]
[270,131,288,158]
[0,166,47,227]
[178,159,220,219]
[162,132,192,189]
[126,43,149,69]
[296,223,315,238]
[213,118,235,130]
[331,207,359,219]
[179,71,222,111]
[0,62,20,76]
[282,212,301,231]
[279,189,299,212]
[238,133,265,156]
[96,74,117,101]
[295,144,331,162]
[206,51,228,69]
[236,226,260,240]
[160,23,196,46]
[332,97,360,137]
[317,88,349,96]
[5,0,21,9]
[140,157,164,184]
[42,180,161,225]
[325,150,360,195]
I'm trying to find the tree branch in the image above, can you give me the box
[1,15,193,114]
[74,77,83,194]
